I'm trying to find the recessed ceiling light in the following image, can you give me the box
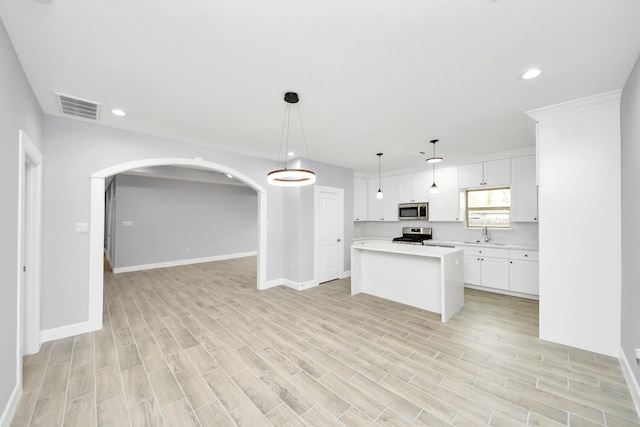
[522,68,542,80]
[111,109,126,116]
[287,152,295,157]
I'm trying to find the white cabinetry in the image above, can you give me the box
[368,176,399,221]
[428,167,460,221]
[510,155,538,222]
[461,246,510,290]
[398,171,430,203]
[459,159,510,188]
[353,177,368,221]
[509,250,539,295]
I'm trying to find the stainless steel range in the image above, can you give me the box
[392,227,433,245]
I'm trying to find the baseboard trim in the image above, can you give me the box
[341,270,351,278]
[112,251,258,274]
[0,383,20,427]
[41,321,98,343]
[619,346,640,418]
[282,279,319,291]
[463,284,539,300]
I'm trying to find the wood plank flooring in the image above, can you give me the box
[11,256,640,426]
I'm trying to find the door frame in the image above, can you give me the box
[17,129,43,358]
[314,185,344,283]
[87,158,268,332]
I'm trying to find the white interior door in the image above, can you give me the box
[18,130,43,356]
[315,186,344,284]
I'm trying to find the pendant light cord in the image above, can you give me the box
[378,154,381,189]
[296,105,314,171]
[275,101,313,171]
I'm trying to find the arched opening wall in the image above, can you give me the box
[87,158,267,332]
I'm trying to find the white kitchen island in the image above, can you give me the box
[351,241,464,322]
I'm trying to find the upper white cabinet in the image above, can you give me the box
[459,159,510,188]
[353,177,368,221]
[398,171,430,203]
[367,175,399,221]
[510,155,538,222]
[428,166,461,221]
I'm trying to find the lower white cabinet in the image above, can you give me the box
[509,250,539,295]
[461,247,510,290]
[461,246,539,295]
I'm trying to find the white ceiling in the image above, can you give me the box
[1,0,640,174]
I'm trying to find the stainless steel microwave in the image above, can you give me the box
[398,202,428,220]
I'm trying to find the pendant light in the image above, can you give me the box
[376,153,384,199]
[428,139,441,195]
[267,92,316,186]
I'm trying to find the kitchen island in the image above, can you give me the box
[351,241,464,322]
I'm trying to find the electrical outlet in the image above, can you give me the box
[74,223,88,233]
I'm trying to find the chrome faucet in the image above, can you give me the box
[481,226,491,243]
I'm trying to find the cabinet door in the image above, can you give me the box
[413,171,430,203]
[428,167,460,221]
[509,260,539,295]
[481,257,510,290]
[511,155,538,222]
[381,175,399,221]
[367,178,384,220]
[459,163,484,188]
[463,255,481,285]
[367,176,398,221]
[353,177,368,221]
[484,159,511,187]
[398,174,415,203]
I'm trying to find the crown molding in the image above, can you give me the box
[526,90,622,122]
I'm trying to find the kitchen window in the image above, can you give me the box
[466,187,511,228]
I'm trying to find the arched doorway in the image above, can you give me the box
[87,158,267,331]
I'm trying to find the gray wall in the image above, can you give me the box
[0,19,43,422]
[113,174,258,268]
[41,115,353,330]
[621,53,640,385]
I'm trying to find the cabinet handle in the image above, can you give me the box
[510,261,513,264]
[525,254,528,257]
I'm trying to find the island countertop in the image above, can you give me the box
[352,240,462,257]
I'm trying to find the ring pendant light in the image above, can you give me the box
[267,92,316,186]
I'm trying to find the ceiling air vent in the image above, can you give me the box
[55,92,101,120]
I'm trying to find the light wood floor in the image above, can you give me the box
[11,257,640,426]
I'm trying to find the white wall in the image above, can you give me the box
[529,91,622,357]
[0,19,44,426]
[113,174,258,269]
[41,115,354,331]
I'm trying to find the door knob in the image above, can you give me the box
[337,239,341,242]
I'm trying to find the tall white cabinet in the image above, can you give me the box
[527,91,621,357]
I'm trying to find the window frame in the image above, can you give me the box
[465,187,511,229]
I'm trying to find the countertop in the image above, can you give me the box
[353,237,538,251]
[422,240,539,251]
[352,240,462,258]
